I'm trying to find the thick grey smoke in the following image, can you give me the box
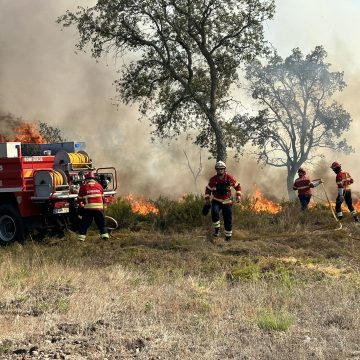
[0,0,209,198]
[0,0,359,202]
[265,0,360,201]
[0,111,23,140]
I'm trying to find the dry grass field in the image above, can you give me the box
[0,201,360,359]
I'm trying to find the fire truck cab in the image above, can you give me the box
[0,142,117,244]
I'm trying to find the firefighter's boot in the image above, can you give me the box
[101,233,110,241]
[225,236,231,242]
[213,227,220,237]
[336,211,343,221]
[354,216,359,223]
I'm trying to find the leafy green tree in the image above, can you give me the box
[233,46,353,199]
[58,0,275,161]
[38,122,67,143]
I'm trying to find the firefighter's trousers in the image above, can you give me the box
[298,194,311,211]
[211,200,232,237]
[78,209,108,237]
[336,190,355,217]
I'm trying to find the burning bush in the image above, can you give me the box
[0,112,66,144]
[106,192,338,235]
[106,197,137,229]
[0,113,45,143]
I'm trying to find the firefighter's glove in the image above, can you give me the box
[338,195,344,203]
[236,196,241,203]
[202,203,211,216]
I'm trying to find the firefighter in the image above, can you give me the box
[204,161,241,241]
[330,161,359,222]
[293,167,322,210]
[77,172,110,241]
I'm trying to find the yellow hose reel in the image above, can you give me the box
[68,152,90,168]
[54,150,91,170]
[51,170,65,186]
[34,169,68,198]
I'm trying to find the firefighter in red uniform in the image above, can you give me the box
[330,161,359,221]
[293,167,322,210]
[77,172,110,241]
[204,161,241,241]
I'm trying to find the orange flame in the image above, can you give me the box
[13,123,44,143]
[0,121,44,143]
[354,200,360,212]
[126,194,159,215]
[251,187,281,214]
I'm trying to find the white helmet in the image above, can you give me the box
[215,161,226,170]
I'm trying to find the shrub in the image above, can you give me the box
[256,309,294,331]
[106,197,136,228]
[228,260,261,282]
[106,193,336,234]
[0,341,11,354]
[152,194,210,231]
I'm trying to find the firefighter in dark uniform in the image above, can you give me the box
[293,167,322,210]
[77,172,110,241]
[204,161,241,241]
[330,161,359,222]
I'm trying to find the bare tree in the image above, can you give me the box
[183,149,202,193]
[233,46,353,198]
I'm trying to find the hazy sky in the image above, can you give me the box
[0,0,359,199]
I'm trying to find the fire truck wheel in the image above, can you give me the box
[0,205,25,245]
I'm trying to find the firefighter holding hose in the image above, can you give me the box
[293,167,322,210]
[330,161,359,222]
[77,172,110,241]
[204,161,241,241]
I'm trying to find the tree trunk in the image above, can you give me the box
[287,168,297,200]
[211,118,227,161]
[216,138,227,162]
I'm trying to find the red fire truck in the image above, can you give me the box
[0,141,117,244]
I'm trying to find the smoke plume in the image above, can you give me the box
[1,0,359,201]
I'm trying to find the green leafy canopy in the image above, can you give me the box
[58,0,275,160]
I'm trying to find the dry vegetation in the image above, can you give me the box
[1,197,360,359]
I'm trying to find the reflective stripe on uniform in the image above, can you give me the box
[224,230,232,237]
[101,233,109,239]
[337,175,352,186]
[337,182,351,187]
[351,210,357,215]
[83,194,103,199]
[213,220,220,228]
[84,203,104,209]
[337,211,343,217]
[296,185,309,190]
[78,234,86,241]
